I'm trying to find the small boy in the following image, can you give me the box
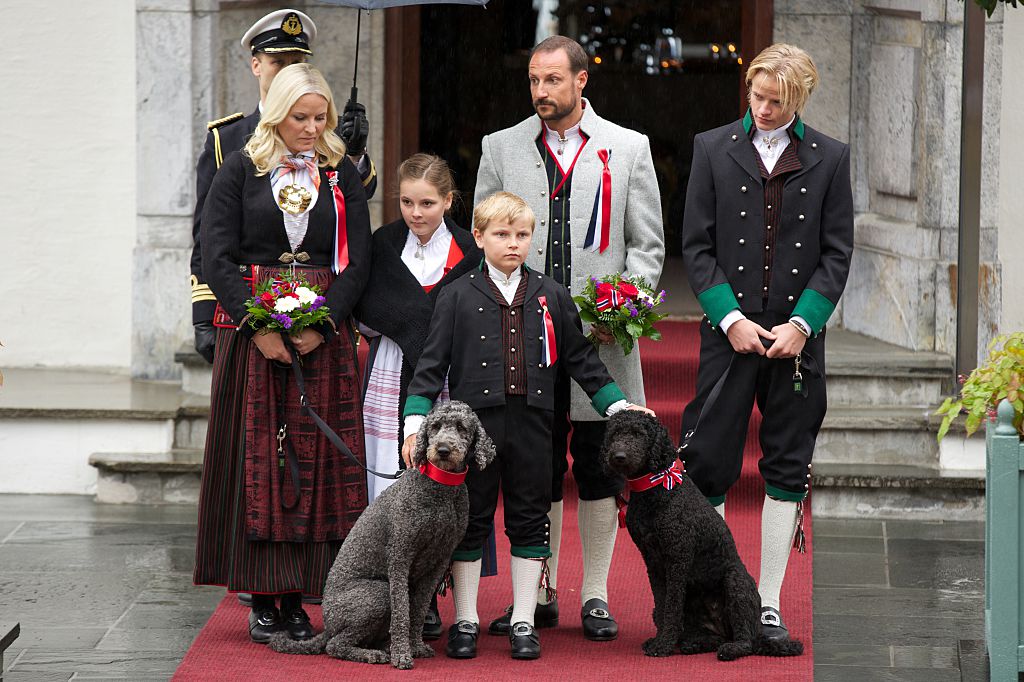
[401,191,652,660]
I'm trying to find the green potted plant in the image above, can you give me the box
[936,332,1024,441]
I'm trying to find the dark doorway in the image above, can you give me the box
[413,1,760,257]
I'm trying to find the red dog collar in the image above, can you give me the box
[419,461,468,486]
[627,462,684,493]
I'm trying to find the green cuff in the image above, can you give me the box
[766,484,807,502]
[452,548,483,562]
[696,283,740,327]
[706,494,726,507]
[791,289,835,336]
[403,395,433,418]
[592,382,627,417]
[510,545,551,559]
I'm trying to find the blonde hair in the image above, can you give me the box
[745,43,819,115]
[473,191,536,233]
[245,63,346,175]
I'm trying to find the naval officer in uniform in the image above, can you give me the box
[679,43,853,648]
[190,8,377,362]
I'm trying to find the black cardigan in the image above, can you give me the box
[201,150,372,337]
[353,217,482,441]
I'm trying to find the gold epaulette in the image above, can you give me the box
[206,112,244,131]
[190,275,217,304]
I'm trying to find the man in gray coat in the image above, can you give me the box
[680,43,854,643]
[474,35,664,642]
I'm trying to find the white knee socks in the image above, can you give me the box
[510,556,544,626]
[714,501,726,519]
[758,495,799,611]
[452,559,482,625]
[536,500,563,605]
[578,496,618,604]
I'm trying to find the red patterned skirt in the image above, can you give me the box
[193,266,368,596]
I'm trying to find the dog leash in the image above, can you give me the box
[282,343,404,481]
[678,354,735,455]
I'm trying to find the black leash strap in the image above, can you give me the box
[678,354,736,455]
[274,365,303,510]
[285,344,403,480]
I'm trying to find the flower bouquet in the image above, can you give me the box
[573,274,667,355]
[244,271,330,334]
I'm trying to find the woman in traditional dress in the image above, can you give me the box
[194,63,371,644]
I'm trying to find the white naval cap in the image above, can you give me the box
[240,9,317,55]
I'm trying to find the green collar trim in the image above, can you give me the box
[741,109,805,140]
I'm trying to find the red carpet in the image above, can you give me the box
[175,321,813,680]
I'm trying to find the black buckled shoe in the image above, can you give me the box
[248,607,284,644]
[581,598,618,641]
[488,599,559,635]
[423,601,443,641]
[760,606,790,641]
[237,592,253,606]
[509,621,541,659]
[283,607,315,640]
[445,620,479,659]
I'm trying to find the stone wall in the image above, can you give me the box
[132,0,385,379]
[776,0,1006,359]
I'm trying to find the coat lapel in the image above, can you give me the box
[784,131,824,186]
[726,124,762,183]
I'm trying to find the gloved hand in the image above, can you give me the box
[340,100,369,157]
[194,321,216,364]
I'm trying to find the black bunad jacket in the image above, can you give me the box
[191,109,378,323]
[681,113,854,335]
[403,264,625,419]
[200,150,371,340]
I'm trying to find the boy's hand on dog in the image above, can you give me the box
[624,404,656,417]
[401,434,417,467]
[726,318,776,355]
[765,322,807,359]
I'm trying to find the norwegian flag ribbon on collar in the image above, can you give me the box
[584,149,612,254]
[627,461,684,493]
[325,170,348,275]
[538,296,557,367]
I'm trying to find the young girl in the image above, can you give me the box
[354,153,481,499]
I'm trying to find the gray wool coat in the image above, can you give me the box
[474,99,665,420]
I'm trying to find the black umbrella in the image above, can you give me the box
[320,0,489,105]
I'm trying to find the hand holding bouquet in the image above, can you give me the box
[244,272,331,335]
[573,274,667,355]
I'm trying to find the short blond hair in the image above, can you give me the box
[745,43,819,115]
[245,63,346,175]
[473,192,536,233]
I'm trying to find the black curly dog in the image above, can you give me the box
[268,401,496,669]
[602,410,803,661]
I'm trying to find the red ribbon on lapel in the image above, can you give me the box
[538,296,557,367]
[597,149,611,253]
[627,461,685,493]
[326,170,348,275]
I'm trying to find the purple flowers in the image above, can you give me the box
[309,296,327,311]
[271,313,293,329]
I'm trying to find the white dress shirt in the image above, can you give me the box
[544,119,584,167]
[402,222,453,285]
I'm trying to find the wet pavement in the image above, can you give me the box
[0,495,985,680]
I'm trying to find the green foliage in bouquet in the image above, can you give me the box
[573,274,667,355]
[245,271,331,335]
[935,331,1024,441]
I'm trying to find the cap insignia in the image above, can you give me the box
[281,12,302,36]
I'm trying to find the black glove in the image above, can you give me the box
[340,100,369,157]
[194,321,216,364]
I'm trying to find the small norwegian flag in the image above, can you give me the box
[595,286,621,313]
[649,464,684,490]
[538,296,557,367]
[584,149,612,254]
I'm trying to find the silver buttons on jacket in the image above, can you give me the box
[811,142,818,149]
[737,292,744,299]
[795,242,802,249]
[799,214,805,221]
[483,389,489,395]
[537,248,543,255]
[536,162,542,168]
[481,362,487,367]
[738,266,744,272]
[740,211,747,218]
[741,185,747,193]
[788,295,794,302]
[510,311,516,316]
[480,335,486,340]
[800,187,807,194]
[732,134,738,141]
[478,307,484,312]
[739,238,745,245]
[792,269,799,275]
[541,219,546,226]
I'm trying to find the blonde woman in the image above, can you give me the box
[194,63,372,644]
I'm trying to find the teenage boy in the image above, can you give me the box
[400,191,653,660]
[680,43,854,641]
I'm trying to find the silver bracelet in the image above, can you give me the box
[789,318,811,338]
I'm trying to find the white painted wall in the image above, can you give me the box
[0,2,136,370]
[999,7,1024,333]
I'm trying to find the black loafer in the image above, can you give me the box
[237,592,253,607]
[423,601,443,641]
[248,607,283,644]
[760,606,790,641]
[284,607,315,640]
[581,598,618,641]
[446,620,479,659]
[488,600,559,635]
[509,621,541,659]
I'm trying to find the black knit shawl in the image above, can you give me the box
[353,217,481,445]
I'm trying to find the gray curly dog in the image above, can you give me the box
[268,401,496,669]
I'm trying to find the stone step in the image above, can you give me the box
[90,449,202,505]
[814,406,939,467]
[176,345,212,397]
[811,462,984,521]
[1,622,20,677]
